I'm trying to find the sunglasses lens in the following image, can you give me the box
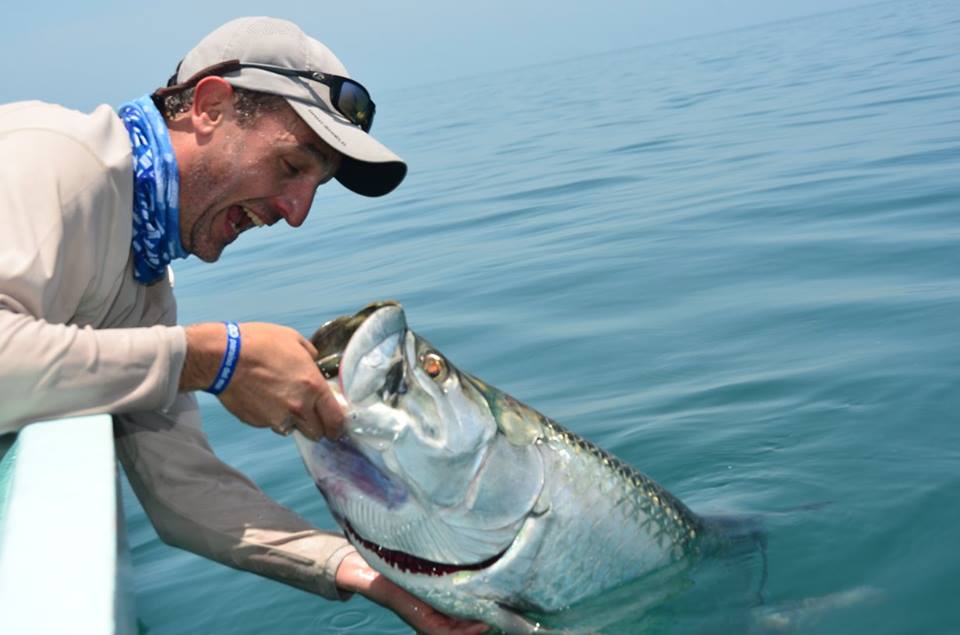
[336,81,374,131]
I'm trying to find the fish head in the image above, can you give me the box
[296,301,546,577]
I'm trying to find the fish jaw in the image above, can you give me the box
[325,401,545,566]
[299,427,546,577]
[349,505,555,622]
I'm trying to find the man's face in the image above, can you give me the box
[178,101,342,262]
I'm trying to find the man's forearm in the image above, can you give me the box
[115,399,354,600]
[179,322,229,391]
[0,308,185,432]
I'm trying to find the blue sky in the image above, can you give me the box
[3,0,875,112]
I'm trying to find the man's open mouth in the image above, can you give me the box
[227,205,265,235]
[345,521,507,576]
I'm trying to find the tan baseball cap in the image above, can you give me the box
[163,16,406,197]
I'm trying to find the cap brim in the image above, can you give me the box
[286,99,407,197]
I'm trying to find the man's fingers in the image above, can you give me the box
[314,387,345,440]
[270,415,296,437]
[292,409,326,441]
[300,335,319,360]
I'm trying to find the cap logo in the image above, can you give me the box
[307,109,346,148]
[243,22,299,36]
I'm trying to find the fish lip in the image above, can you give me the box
[339,304,408,403]
[344,520,509,577]
[310,301,404,377]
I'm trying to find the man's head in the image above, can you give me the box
[157,17,406,262]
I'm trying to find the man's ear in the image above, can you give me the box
[191,77,235,135]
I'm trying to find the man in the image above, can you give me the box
[0,16,486,635]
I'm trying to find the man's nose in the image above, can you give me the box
[274,185,317,228]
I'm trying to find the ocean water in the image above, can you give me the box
[124,1,960,633]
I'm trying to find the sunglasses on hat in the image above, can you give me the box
[153,59,376,132]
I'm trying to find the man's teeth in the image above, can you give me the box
[244,207,265,227]
[230,207,265,233]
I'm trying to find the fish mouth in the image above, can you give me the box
[311,301,402,378]
[345,521,507,576]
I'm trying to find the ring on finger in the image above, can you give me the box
[271,416,296,437]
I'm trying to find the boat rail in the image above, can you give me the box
[0,414,134,635]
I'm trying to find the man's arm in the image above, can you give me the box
[0,309,185,433]
[115,393,355,599]
[0,128,186,433]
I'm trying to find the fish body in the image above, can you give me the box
[296,302,704,632]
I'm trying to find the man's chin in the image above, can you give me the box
[188,245,224,264]
[196,251,223,264]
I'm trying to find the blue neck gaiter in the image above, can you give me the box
[117,95,188,285]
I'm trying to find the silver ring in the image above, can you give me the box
[272,416,296,437]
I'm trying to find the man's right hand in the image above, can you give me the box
[336,552,490,635]
[180,322,344,440]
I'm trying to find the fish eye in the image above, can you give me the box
[420,352,448,381]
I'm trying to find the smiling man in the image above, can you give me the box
[0,16,485,635]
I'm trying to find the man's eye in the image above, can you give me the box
[282,160,301,176]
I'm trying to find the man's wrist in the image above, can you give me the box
[335,551,385,598]
[204,322,241,394]
[179,322,229,391]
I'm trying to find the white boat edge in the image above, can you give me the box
[0,414,135,635]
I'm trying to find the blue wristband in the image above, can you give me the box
[204,322,241,395]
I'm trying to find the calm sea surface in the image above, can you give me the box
[124,1,960,633]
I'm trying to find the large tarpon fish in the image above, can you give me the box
[295,301,714,633]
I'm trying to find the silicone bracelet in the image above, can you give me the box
[204,322,241,395]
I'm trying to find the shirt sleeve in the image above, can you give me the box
[0,127,185,433]
[114,394,356,600]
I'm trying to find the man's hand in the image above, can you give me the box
[336,552,490,635]
[181,322,344,440]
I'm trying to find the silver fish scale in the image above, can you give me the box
[539,414,701,542]
[505,416,703,612]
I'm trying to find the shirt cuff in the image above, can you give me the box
[323,543,361,601]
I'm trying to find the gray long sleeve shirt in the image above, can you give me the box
[0,100,355,600]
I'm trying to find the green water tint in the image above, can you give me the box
[0,433,19,563]
[0,435,17,524]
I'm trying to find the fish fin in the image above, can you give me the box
[700,514,768,605]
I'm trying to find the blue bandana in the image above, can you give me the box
[117,95,188,285]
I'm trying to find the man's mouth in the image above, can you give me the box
[226,205,266,236]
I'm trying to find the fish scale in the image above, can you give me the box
[496,417,702,613]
